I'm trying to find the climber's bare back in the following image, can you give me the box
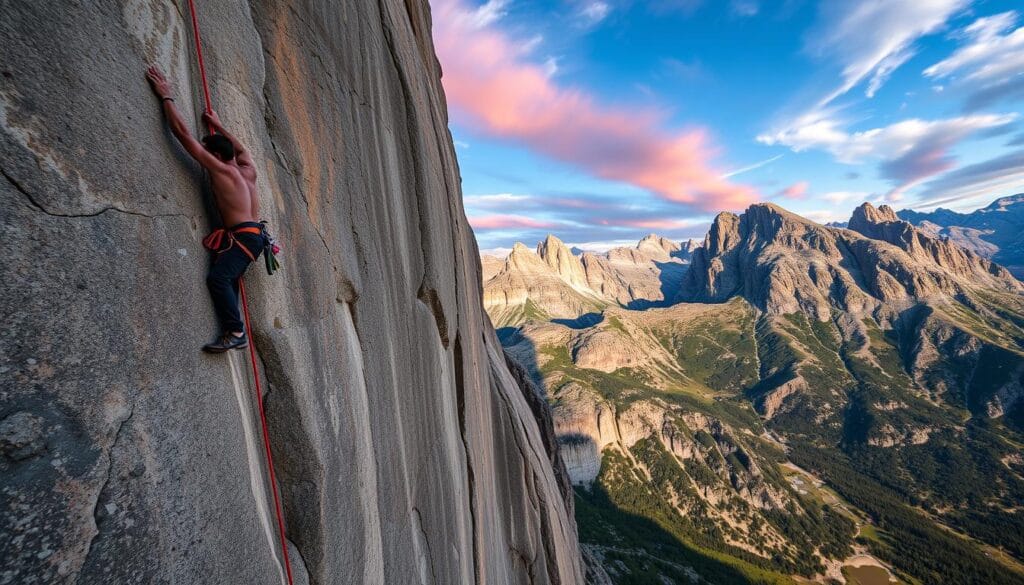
[145,66,260,227]
[209,165,259,227]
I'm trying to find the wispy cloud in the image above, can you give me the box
[578,1,611,26]
[759,112,1017,199]
[802,209,854,224]
[465,0,510,28]
[731,0,758,18]
[721,154,783,178]
[467,214,560,230]
[600,217,704,230]
[805,0,967,104]
[464,193,533,207]
[776,181,809,200]
[432,0,757,211]
[923,11,1024,110]
[463,188,715,247]
[821,191,870,205]
[913,148,1024,209]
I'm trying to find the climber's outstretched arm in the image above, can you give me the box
[145,66,227,174]
[201,111,255,169]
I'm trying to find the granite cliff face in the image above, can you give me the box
[0,2,584,584]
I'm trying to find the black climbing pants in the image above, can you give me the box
[206,226,264,334]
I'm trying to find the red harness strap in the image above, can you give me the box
[203,227,260,261]
[185,2,295,584]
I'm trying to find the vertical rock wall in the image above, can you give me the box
[0,1,584,583]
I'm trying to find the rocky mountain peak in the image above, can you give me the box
[636,233,681,258]
[704,211,742,257]
[506,241,549,273]
[848,202,1020,288]
[537,234,568,255]
[537,234,590,290]
[984,193,1024,212]
[898,194,1024,278]
[512,241,531,253]
[850,202,899,232]
[685,202,1020,319]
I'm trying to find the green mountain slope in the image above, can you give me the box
[489,202,1024,585]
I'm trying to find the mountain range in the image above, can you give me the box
[827,194,1024,279]
[483,200,1024,584]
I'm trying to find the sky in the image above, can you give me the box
[429,0,1024,253]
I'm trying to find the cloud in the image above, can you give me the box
[599,217,703,230]
[802,209,854,224]
[563,239,651,253]
[776,181,809,199]
[467,214,560,230]
[759,113,1016,162]
[731,0,759,18]
[923,11,1024,110]
[464,193,533,207]
[721,154,783,178]
[578,1,611,25]
[805,0,967,104]
[463,189,717,248]
[759,112,1017,199]
[432,0,757,211]
[913,148,1024,208]
[465,0,510,28]
[924,11,1023,81]
[821,191,870,205]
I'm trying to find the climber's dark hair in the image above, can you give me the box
[202,134,235,161]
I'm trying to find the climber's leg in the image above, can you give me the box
[203,239,259,352]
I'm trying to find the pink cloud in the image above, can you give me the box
[601,218,701,230]
[468,214,559,230]
[777,181,809,199]
[431,0,757,211]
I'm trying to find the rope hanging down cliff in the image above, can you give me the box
[184,1,295,583]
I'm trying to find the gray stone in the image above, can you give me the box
[0,412,46,462]
[0,1,584,583]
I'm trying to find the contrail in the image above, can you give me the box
[721,154,784,178]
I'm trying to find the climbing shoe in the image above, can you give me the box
[202,332,248,353]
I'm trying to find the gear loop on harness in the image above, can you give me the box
[184,1,295,583]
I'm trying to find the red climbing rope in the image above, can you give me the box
[184,2,295,584]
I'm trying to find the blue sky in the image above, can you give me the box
[430,0,1024,252]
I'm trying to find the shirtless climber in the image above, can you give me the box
[146,65,265,353]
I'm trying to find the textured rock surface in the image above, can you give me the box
[0,1,584,584]
[538,235,592,292]
[682,203,1020,320]
[484,243,607,325]
[849,202,1018,285]
[899,194,1024,278]
[484,234,689,325]
[480,254,505,283]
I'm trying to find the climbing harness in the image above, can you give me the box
[185,1,294,583]
[203,224,281,273]
[202,225,262,260]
